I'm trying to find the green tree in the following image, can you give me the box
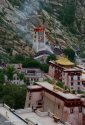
[18,73,24,80]
[0,70,5,84]
[64,48,75,61]
[40,63,49,73]
[23,58,41,68]
[5,66,16,82]
[3,95,15,108]
[12,54,25,64]
[46,54,56,63]
[0,84,26,109]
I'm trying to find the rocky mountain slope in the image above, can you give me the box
[0,0,85,57]
[0,0,34,57]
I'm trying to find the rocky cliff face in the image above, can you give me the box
[0,0,85,57]
[0,0,34,57]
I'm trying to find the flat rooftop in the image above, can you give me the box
[0,114,14,125]
[77,65,85,69]
[0,106,27,125]
[16,109,64,125]
[35,81,80,100]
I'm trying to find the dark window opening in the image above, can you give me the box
[70,108,74,113]
[79,107,82,113]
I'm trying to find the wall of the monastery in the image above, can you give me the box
[82,107,85,125]
[81,82,85,92]
[82,107,85,114]
[48,65,55,78]
[68,75,82,90]
[63,107,82,125]
[62,72,68,86]
[43,91,83,125]
[29,91,42,108]
[63,72,83,91]
[82,114,85,125]
[43,91,64,120]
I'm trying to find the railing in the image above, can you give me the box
[4,104,11,110]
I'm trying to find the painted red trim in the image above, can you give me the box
[28,86,82,107]
[34,27,45,32]
[28,88,43,92]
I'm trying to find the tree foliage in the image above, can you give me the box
[0,69,5,84]
[0,84,26,109]
[40,63,49,73]
[18,73,24,80]
[23,58,41,68]
[46,54,56,63]
[56,81,64,88]
[5,66,16,81]
[23,57,49,73]
[64,48,75,61]
[12,54,25,64]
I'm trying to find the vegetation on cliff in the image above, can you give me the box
[8,0,24,6]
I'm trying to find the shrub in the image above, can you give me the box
[64,48,75,61]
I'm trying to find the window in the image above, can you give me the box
[78,82,80,85]
[70,108,74,113]
[71,76,73,81]
[78,76,80,80]
[78,87,80,90]
[58,104,60,109]
[83,83,85,87]
[28,104,30,107]
[79,107,82,113]
[71,82,73,86]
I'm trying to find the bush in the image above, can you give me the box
[40,63,49,73]
[57,81,64,88]
[0,84,26,109]
[0,70,5,84]
[64,85,68,90]
[64,48,75,61]
[46,54,56,63]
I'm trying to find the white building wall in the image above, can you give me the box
[12,80,24,85]
[5,74,25,85]
[49,65,55,78]
[64,73,83,91]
